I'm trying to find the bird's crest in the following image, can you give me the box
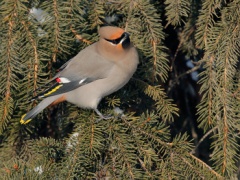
[109,29,124,40]
[99,26,124,41]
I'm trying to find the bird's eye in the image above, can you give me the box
[111,40,118,44]
[105,32,130,48]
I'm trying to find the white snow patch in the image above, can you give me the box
[114,107,124,115]
[30,8,45,23]
[34,166,43,174]
[186,60,198,81]
[66,132,79,149]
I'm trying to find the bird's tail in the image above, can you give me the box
[20,95,62,124]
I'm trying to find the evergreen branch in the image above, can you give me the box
[170,26,195,72]
[134,1,163,41]
[152,40,157,83]
[21,21,39,96]
[0,17,15,132]
[88,0,104,28]
[133,77,178,122]
[221,41,230,175]
[121,114,221,178]
[179,155,205,179]
[170,37,182,73]
[137,157,153,178]
[168,140,222,179]
[198,2,240,175]
[52,0,60,63]
[70,26,91,44]
[164,0,191,26]
[109,145,118,179]
[213,5,239,174]
[5,20,14,93]
[206,56,215,127]
[232,87,240,98]
[90,121,94,154]
[115,135,135,179]
[122,115,216,178]
[191,126,217,154]
[189,154,223,179]
[168,63,201,92]
[195,0,222,48]
[66,0,75,19]
[124,0,134,31]
[65,132,83,180]
[111,113,161,178]
[178,64,201,79]
[126,0,169,82]
[197,55,216,131]
[145,11,169,82]
[120,116,170,149]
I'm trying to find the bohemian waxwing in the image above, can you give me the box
[20,26,139,124]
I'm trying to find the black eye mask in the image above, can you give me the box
[105,32,130,49]
[105,35,123,44]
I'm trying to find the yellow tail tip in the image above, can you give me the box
[20,114,32,124]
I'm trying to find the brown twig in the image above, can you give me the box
[191,126,218,154]
[189,153,223,179]
[70,26,91,44]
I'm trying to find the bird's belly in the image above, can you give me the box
[65,86,101,109]
[65,76,129,109]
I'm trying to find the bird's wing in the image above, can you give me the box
[31,43,114,100]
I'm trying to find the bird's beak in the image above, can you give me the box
[120,32,129,43]
[121,32,130,49]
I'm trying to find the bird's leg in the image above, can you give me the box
[94,108,113,122]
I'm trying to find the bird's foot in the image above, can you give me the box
[94,108,113,123]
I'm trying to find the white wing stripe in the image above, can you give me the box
[59,77,71,83]
[79,78,86,84]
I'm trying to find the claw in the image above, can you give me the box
[94,108,113,123]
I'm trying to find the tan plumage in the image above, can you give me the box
[20,26,139,124]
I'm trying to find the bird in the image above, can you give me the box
[20,26,139,124]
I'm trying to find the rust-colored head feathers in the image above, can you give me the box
[99,26,124,40]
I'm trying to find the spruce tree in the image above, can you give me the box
[0,0,239,179]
